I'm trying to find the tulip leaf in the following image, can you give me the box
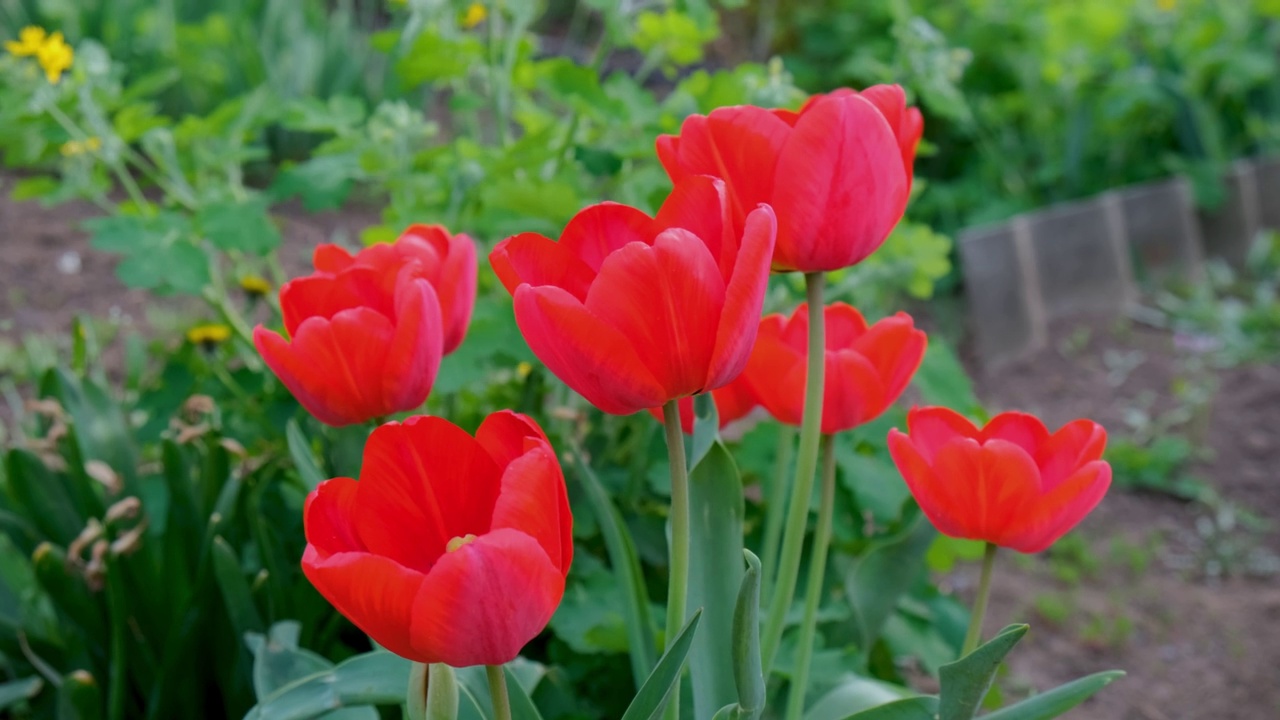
[569,450,658,688]
[978,671,1124,720]
[689,392,719,468]
[709,550,765,720]
[211,537,265,639]
[286,419,327,491]
[837,696,940,720]
[245,650,411,719]
[845,511,936,656]
[939,624,1028,720]
[802,675,916,720]
[57,670,101,719]
[246,621,331,701]
[505,666,545,720]
[0,676,43,710]
[687,441,745,720]
[4,449,82,545]
[620,609,703,720]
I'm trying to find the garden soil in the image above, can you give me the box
[3,179,1279,718]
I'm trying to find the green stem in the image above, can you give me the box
[661,398,691,720]
[486,665,512,720]
[105,560,128,720]
[760,425,796,599]
[761,271,827,676]
[785,434,837,720]
[961,543,999,656]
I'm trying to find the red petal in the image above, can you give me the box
[303,477,364,558]
[1005,460,1111,553]
[931,438,1040,547]
[854,313,927,404]
[823,303,871,349]
[513,285,666,414]
[771,94,909,271]
[301,546,427,661]
[887,430,966,538]
[354,417,502,572]
[489,446,572,573]
[822,350,887,434]
[745,322,806,427]
[437,232,477,354]
[490,232,596,302]
[409,528,564,666]
[705,205,776,390]
[279,267,395,337]
[1036,420,1107,490]
[380,277,442,414]
[904,406,981,463]
[558,202,659,273]
[655,133,687,183]
[654,175,735,275]
[981,412,1051,458]
[475,410,550,469]
[313,244,355,273]
[586,228,724,399]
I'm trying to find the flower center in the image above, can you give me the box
[446,534,478,553]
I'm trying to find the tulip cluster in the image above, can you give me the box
[252,81,1113,719]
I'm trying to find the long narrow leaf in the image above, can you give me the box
[979,671,1124,720]
[620,609,703,720]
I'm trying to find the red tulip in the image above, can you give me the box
[490,175,777,415]
[656,84,919,272]
[746,303,926,435]
[888,408,1111,553]
[647,376,759,434]
[302,411,572,667]
[312,224,477,354]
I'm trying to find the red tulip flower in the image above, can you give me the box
[888,408,1112,553]
[302,411,572,667]
[312,224,477,353]
[647,376,759,434]
[746,303,926,435]
[490,175,777,415]
[657,84,920,273]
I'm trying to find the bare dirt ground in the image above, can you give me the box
[966,318,1280,719]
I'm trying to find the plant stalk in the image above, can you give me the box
[486,665,512,720]
[761,271,827,676]
[661,398,691,720]
[784,434,837,720]
[760,425,796,598]
[961,542,999,656]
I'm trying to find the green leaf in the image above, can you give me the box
[211,537,265,639]
[33,542,106,642]
[687,441,745,719]
[569,452,658,689]
[845,512,936,653]
[978,671,1124,720]
[396,29,485,86]
[286,420,327,491]
[41,367,138,490]
[505,666,545,720]
[620,609,702,720]
[246,621,332,701]
[803,676,916,720]
[245,651,412,719]
[197,197,282,255]
[9,176,58,201]
[728,550,764,720]
[56,670,101,719]
[938,625,1029,720]
[840,696,940,720]
[420,664,458,720]
[0,676,42,710]
[4,449,82,544]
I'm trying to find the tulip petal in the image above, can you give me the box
[981,412,1051,459]
[904,406,981,463]
[684,106,791,223]
[822,350,887,434]
[1006,460,1111,553]
[380,277,443,414]
[410,528,564,667]
[854,314,927,402]
[654,175,735,275]
[704,206,777,390]
[301,546,427,661]
[1036,420,1108,490]
[887,430,967,538]
[304,477,364,557]
[742,315,805,427]
[771,94,908,271]
[558,202,659,273]
[490,232,597,302]
[490,446,573,573]
[475,410,550,469]
[824,303,871,348]
[279,267,396,337]
[438,232,477,354]
[354,418,502,572]
[586,229,725,398]
[312,243,356,273]
[513,285,666,414]
[930,438,1040,545]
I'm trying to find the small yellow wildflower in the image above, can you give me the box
[36,31,73,83]
[60,137,101,157]
[186,324,232,347]
[239,275,272,297]
[4,26,46,57]
[461,2,487,29]
[516,361,533,380]
[1157,0,1175,9]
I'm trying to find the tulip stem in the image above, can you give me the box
[760,425,796,599]
[661,398,691,720]
[961,542,999,657]
[761,271,827,676]
[784,433,837,720]
[486,665,513,720]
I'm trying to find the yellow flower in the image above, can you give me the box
[239,274,271,297]
[516,361,533,380]
[36,31,73,83]
[1157,0,1175,9]
[60,137,100,157]
[5,26,46,57]
[186,324,232,347]
[461,2,487,29]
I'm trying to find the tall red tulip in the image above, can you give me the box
[490,175,777,415]
[657,84,920,273]
[312,224,477,353]
[746,303,926,435]
[647,376,759,435]
[302,411,572,667]
[888,407,1111,553]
